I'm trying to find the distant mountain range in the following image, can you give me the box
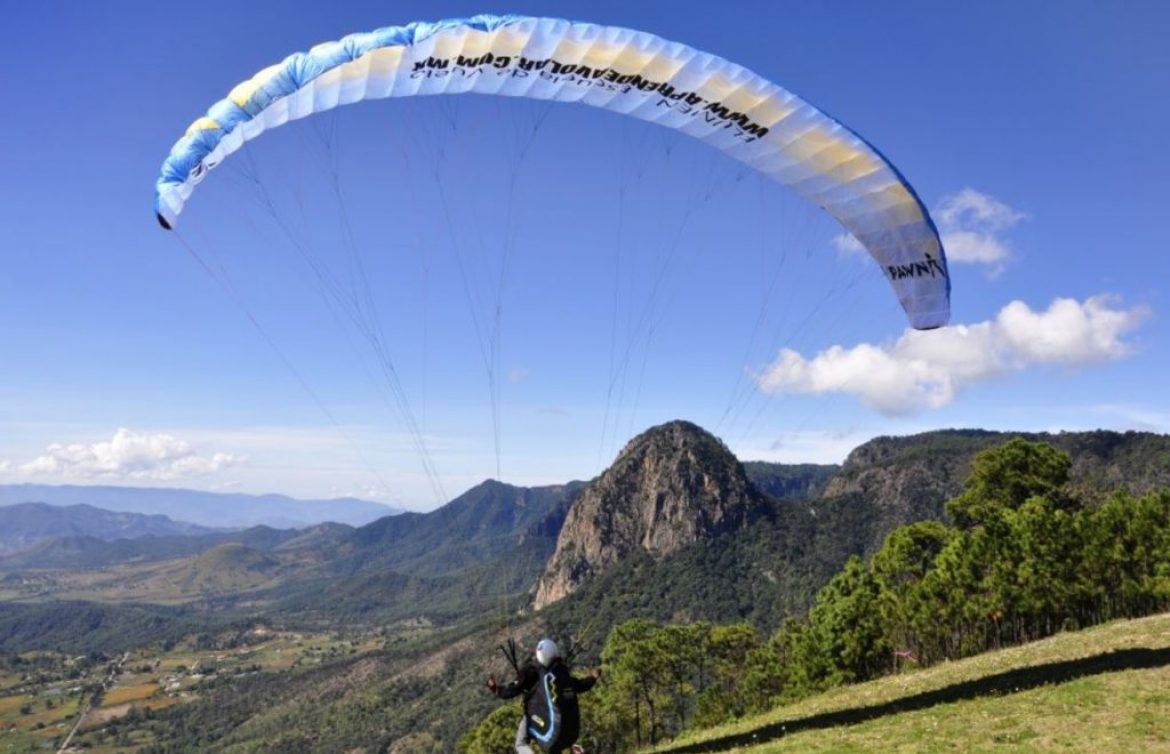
[4,424,1169,639]
[3,421,1169,751]
[0,502,216,557]
[0,518,348,571]
[0,484,400,529]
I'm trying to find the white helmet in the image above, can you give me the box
[535,639,559,667]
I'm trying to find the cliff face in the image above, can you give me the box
[823,429,1170,510]
[817,429,1170,554]
[533,421,766,609]
[819,432,987,528]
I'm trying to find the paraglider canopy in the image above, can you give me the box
[154,14,949,329]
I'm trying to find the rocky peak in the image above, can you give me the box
[533,420,765,609]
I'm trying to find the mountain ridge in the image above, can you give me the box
[534,420,768,609]
[3,423,1170,753]
[5,424,1169,634]
[0,502,216,557]
[0,483,400,529]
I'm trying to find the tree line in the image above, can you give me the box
[461,438,1170,752]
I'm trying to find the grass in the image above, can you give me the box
[0,692,80,753]
[101,683,160,707]
[652,612,1170,754]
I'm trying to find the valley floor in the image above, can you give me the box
[651,612,1170,754]
[0,627,383,753]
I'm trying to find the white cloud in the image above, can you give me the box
[753,296,1149,415]
[935,188,1025,276]
[940,230,1013,268]
[935,188,1025,232]
[832,233,865,258]
[16,428,243,482]
[834,188,1024,277]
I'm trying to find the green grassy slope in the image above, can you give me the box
[652,612,1170,754]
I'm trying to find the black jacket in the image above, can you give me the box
[496,658,596,749]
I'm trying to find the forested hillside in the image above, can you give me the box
[461,438,1170,753]
[3,426,1168,753]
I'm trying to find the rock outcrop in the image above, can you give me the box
[533,420,766,609]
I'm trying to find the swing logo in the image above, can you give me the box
[886,254,948,281]
[529,670,561,744]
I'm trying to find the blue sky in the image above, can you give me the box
[1,1,1167,510]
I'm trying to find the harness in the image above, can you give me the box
[527,668,562,745]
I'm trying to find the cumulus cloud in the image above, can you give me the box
[17,428,243,481]
[834,188,1024,277]
[935,189,1025,276]
[935,188,1025,233]
[753,296,1149,415]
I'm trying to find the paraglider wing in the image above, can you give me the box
[155,14,949,329]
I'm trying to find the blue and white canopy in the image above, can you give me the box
[155,14,950,329]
